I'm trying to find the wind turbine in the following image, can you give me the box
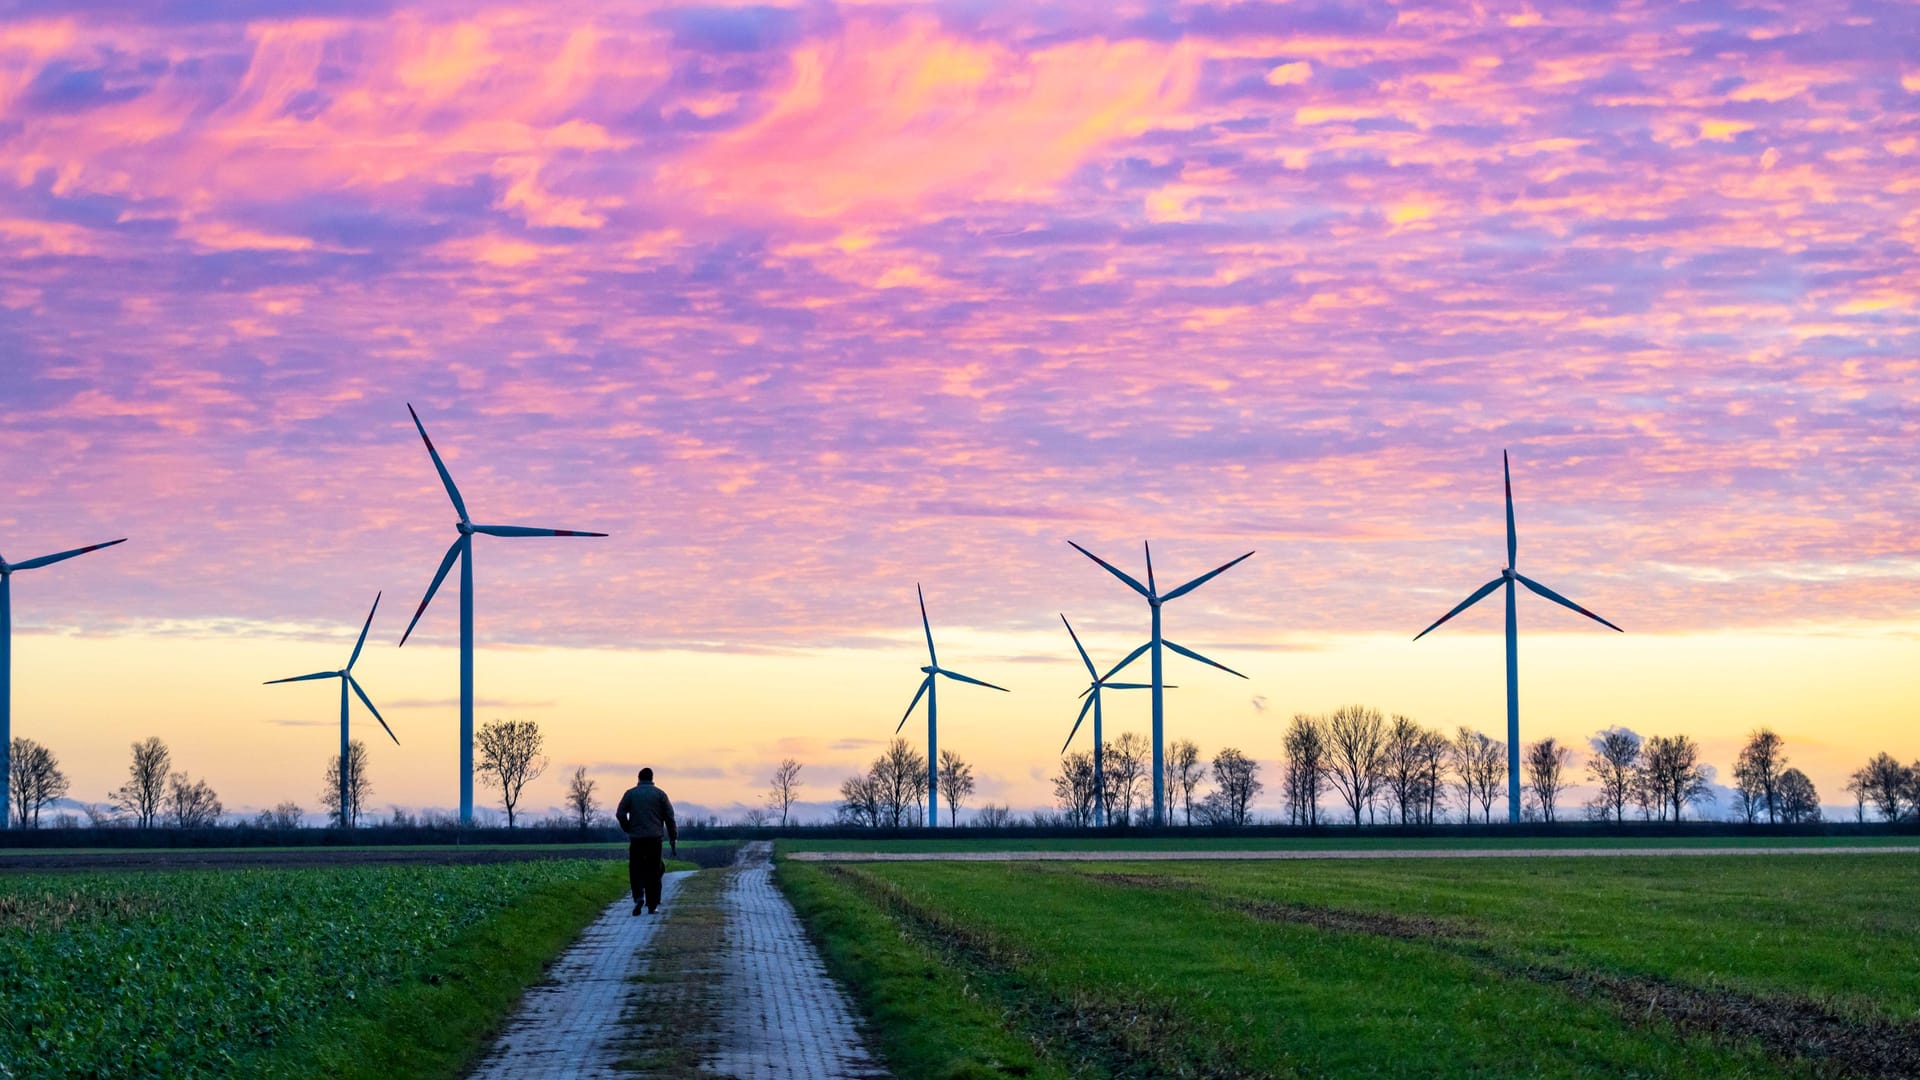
[1069,541,1253,825]
[895,585,1007,827]
[1413,450,1622,823]
[398,403,607,826]
[0,537,126,831]
[265,593,398,828]
[1059,614,1160,827]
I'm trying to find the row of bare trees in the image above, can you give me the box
[1842,753,1920,822]
[1285,707,1510,826]
[836,739,979,826]
[1049,736,1263,826]
[1278,709,1818,826]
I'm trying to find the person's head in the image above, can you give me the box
[638,767,654,784]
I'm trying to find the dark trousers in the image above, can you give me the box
[628,837,665,909]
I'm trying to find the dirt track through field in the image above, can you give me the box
[789,844,1920,863]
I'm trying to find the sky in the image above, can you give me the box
[0,0,1915,824]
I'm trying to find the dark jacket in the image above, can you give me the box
[616,782,677,842]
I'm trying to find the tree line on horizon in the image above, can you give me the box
[11,715,1920,829]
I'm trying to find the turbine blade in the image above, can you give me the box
[1067,541,1150,598]
[1062,693,1096,754]
[896,676,932,734]
[8,538,127,572]
[400,537,465,647]
[1412,576,1505,641]
[1505,449,1517,569]
[470,525,608,538]
[1160,550,1256,602]
[1163,639,1248,679]
[346,591,381,671]
[1516,573,1623,633]
[1144,541,1157,595]
[1099,641,1151,682]
[349,676,400,745]
[1104,682,1155,690]
[264,671,338,685]
[1061,614,1097,678]
[938,668,1010,692]
[918,584,937,667]
[408,403,470,522]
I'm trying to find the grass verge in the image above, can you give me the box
[778,834,1919,854]
[779,859,1073,1080]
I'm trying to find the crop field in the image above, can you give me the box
[781,852,1920,1078]
[0,857,684,1079]
[0,838,734,872]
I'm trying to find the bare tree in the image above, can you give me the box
[1844,767,1868,823]
[1210,747,1263,826]
[1051,752,1098,827]
[741,807,772,827]
[1325,704,1386,826]
[9,738,69,828]
[1733,728,1787,824]
[975,803,1013,829]
[1855,752,1911,821]
[1584,727,1641,823]
[319,740,373,828]
[565,765,598,829]
[475,718,549,828]
[872,738,926,827]
[1383,715,1442,825]
[110,736,171,828]
[836,772,882,827]
[1282,714,1327,826]
[166,772,222,828]
[257,802,304,828]
[1777,768,1821,824]
[1641,734,1714,821]
[1102,732,1148,826]
[1524,737,1574,823]
[1166,738,1205,826]
[1452,727,1505,824]
[937,749,975,825]
[767,758,803,827]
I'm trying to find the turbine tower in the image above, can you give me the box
[1059,614,1158,827]
[0,537,126,831]
[895,585,1007,827]
[1413,450,1622,823]
[265,593,398,828]
[399,403,607,826]
[1069,541,1253,825]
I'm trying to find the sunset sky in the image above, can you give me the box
[1,0,1915,823]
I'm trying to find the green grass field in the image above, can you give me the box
[0,856,693,1079]
[780,852,1920,1078]
[778,834,1918,854]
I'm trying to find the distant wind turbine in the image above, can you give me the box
[0,537,126,831]
[1069,541,1253,825]
[266,593,398,828]
[896,585,1008,827]
[1059,614,1160,827]
[398,403,607,826]
[1413,450,1622,823]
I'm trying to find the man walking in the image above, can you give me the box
[615,767,678,915]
